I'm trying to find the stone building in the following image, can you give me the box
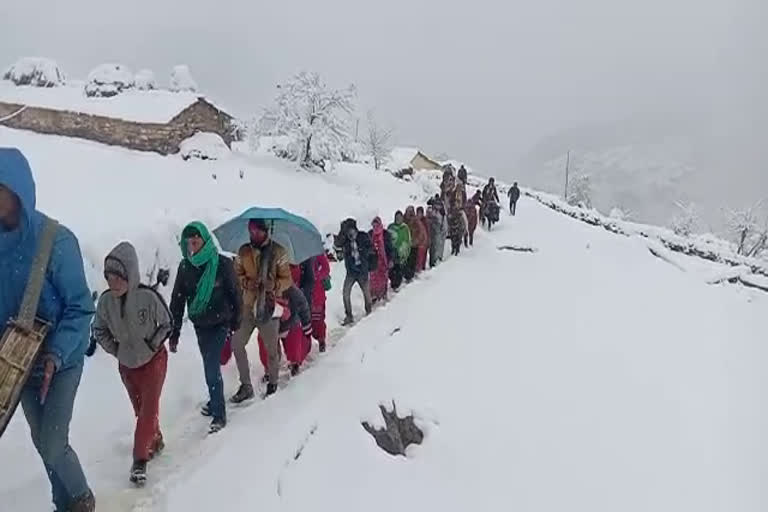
[0,83,235,155]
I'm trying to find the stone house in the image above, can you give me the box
[0,83,235,155]
[388,147,443,173]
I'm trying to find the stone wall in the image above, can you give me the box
[0,98,234,155]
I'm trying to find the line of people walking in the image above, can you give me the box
[0,147,521,510]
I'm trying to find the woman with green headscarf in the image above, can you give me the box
[169,222,242,434]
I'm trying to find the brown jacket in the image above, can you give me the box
[235,240,293,311]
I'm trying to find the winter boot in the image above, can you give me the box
[209,418,226,434]
[230,384,255,404]
[290,363,300,376]
[342,316,355,326]
[201,402,212,417]
[265,383,278,397]
[68,490,96,512]
[261,373,270,384]
[318,340,327,353]
[129,460,148,486]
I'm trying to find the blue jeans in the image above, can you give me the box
[20,361,90,511]
[196,326,228,422]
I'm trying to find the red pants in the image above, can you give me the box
[119,347,167,461]
[259,324,311,369]
[311,304,326,342]
[416,246,428,272]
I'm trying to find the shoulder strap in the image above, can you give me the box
[17,216,59,331]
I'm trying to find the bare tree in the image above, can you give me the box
[670,201,700,237]
[725,200,768,257]
[364,110,394,170]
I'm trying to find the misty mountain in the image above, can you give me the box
[515,113,767,233]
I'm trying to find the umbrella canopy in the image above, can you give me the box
[213,207,324,264]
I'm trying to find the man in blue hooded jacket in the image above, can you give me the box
[0,148,95,511]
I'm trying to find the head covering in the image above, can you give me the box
[180,221,219,316]
[0,148,36,252]
[104,241,140,290]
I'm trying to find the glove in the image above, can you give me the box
[169,335,179,353]
[85,337,98,357]
[302,323,313,338]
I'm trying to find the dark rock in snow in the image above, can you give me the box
[362,402,424,456]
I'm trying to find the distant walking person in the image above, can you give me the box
[336,218,374,325]
[309,253,331,352]
[169,222,242,433]
[507,182,521,216]
[387,211,411,291]
[92,242,172,485]
[369,217,395,303]
[0,148,96,511]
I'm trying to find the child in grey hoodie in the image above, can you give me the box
[92,241,171,485]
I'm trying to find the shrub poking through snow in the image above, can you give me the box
[134,69,157,91]
[362,402,424,456]
[85,63,135,97]
[179,132,230,161]
[3,57,66,87]
[169,65,198,93]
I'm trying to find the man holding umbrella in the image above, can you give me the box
[231,219,293,399]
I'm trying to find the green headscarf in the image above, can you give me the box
[180,221,219,317]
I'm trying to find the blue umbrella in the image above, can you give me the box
[213,207,324,263]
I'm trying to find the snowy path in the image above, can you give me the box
[2,196,765,511]
[157,200,764,511]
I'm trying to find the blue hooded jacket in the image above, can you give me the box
[0,148,94,371]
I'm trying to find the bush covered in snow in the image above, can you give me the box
[179,132,230,161]
[84,64,134,98]
[134,69,157,91]
[169,65,198,93]
[3,57,66,87]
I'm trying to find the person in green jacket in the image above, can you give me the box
[387,210,411,291]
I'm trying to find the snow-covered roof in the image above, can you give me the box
[0,81,205,123]
[388,146,442,170]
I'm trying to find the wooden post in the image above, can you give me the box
[564,150,570,200]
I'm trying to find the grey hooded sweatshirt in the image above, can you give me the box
[93,242,172,369]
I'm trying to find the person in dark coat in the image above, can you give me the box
[482,178,500,204]
[169,222,242,433]
[335,218,373,325]
[507,182,521,215]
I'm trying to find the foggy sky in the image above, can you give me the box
[0,0,765,178]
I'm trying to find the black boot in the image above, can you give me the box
[68,490,96,512]
[265,383,278,397]
[200,402,212,417]
[209,418,226,434]
[129,460,147,486]
[230,384,255,404]
[290,363,300,376]
[318,340,326,353]
[342,316,355,326]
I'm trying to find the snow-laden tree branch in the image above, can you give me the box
[725,200,768,257]
[258,72,357,171]
[670,201,700,237]
[566,168,592,208]
[364,110,394,170]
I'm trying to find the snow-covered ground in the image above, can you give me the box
[0,129,765,511]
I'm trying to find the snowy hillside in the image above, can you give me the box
[0,128,765,512]
[515,115,766,234]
